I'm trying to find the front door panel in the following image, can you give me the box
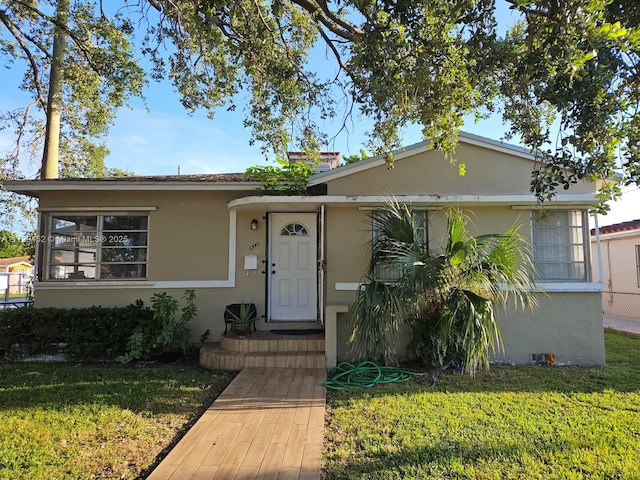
[269,213,317,321]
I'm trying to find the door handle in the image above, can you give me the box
[272,270,276,274]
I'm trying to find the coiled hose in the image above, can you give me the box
[324,361,435,391]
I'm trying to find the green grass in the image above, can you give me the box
[324,330,640,479]
[0,361,234,480]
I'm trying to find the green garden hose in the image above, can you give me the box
[324,361,435,391]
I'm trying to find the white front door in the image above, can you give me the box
[269,213,317,321]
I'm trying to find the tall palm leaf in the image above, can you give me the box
[349,201,538,375]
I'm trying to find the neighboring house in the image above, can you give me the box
[5,132,605,366]
[0,256,33,274]
[0,256,33,297]
[591,219,640,319]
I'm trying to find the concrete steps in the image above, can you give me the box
[200,331,325,371]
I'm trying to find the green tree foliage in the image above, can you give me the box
[349,201,537,375]
[245,159,315,194]
[0,0,145,180]
[341,149,369,166]
[1,1,143,225]
[2,1,639,211]
[0,229,31,257]
[144,0,640,210]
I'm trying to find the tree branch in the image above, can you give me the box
[8,0,104,73]
[317,24,348,70]
[0,11,47,109]
[14,101,40,163]
[312,0,363,36]
[290,0,361,41]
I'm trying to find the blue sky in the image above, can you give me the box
[0,3,638,227]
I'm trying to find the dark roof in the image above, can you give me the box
[43,173,255,183]
[591,219,640,235]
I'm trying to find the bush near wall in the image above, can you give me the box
[0,301,153,359]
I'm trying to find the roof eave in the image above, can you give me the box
[4,180,260,198]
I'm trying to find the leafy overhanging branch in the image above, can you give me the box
[1,0,639,218]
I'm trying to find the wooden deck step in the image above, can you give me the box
[200,343,325,370]
[220,331,325,353]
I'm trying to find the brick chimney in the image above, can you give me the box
[287,152,341,172]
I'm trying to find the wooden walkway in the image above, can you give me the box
[147,367,326,480]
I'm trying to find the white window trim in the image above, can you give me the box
[36,211,238,289]
[531,210,591,283]
[44,213,150,282]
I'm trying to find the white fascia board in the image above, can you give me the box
[457,132,535,160]
[5,181,257,194]
[229,194,598,210]
[536,282,604,293]
[510,195,598,208]
[593,229,640,241]
[38,206,157,212]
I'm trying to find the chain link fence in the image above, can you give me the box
[602,291,640,319]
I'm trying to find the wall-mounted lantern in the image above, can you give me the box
[250,218,259,230]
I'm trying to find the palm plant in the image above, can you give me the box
[349,200,538,375]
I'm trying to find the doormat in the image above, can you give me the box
[270,329,324,336]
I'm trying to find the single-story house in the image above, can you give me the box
[5,132,605,366]
[0,256,33,274]
[591,219,640,319]
[0,256,33,297]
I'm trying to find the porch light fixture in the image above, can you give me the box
[251,218,258,230]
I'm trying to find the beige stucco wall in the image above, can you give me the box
[35,190,272,341]
[325,204,604,366]
[591,232,640,318]
[326,143,595,197]
[332,292,605,366]
[29,139,603,365]
[496,292,605,365]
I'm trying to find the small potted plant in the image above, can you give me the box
[224,302,258,337]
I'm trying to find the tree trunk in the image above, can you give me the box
[41,0,70,180]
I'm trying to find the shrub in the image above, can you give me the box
[0,300,152,359]
[118,290,197,363]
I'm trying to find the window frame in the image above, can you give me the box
[44,213,150,281]
[372,209,429,283]
[636,245,640,288]
[531,209,590,282]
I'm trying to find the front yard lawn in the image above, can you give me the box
[0,362,234,480]
[324,330,640,479]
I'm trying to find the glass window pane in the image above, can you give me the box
[46,214,148,281]
[101,248,147,262]
[50,248,96,264]
[102,216,148,231]
[281,223,308,236]
[100,264,146,279]
[48,265,96,280]
[101,232,148,247]
[532,210,588,282]
[52,216,97,232]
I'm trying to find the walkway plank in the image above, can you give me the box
[147,367,325,480]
